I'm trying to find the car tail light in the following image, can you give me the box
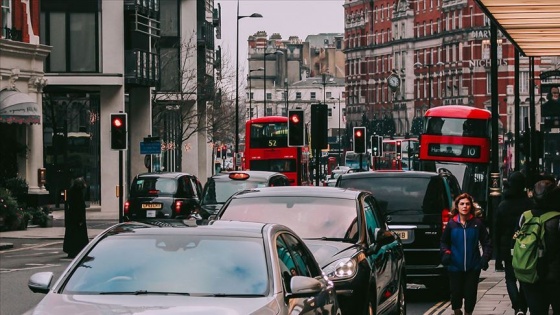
[174,200,183,214]
[124,201,130,214]
[442,208,450,232]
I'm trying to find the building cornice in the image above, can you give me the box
[0,39,51,59]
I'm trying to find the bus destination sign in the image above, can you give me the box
[428,144,481,159]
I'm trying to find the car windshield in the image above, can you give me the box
[63,234,268,296]
[130,178,177,196]
[338,177,438,214]
[220,196,358,240]
[202,179,269,204]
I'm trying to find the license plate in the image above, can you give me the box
[394,230,409,240]
[146,210,156,218]
[142,203,162,209]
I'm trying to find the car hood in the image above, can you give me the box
[303,239,361,268]
[24,295,279,315]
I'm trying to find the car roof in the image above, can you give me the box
[105,220,271,238]
[209,171,286,181]
[340,170,440,179]
[135,172,195,179]
[230,186,362,200]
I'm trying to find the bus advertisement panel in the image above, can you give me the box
[243,116,310,185]
[419,105,492,219]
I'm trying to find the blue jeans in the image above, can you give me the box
[504,258,526,312]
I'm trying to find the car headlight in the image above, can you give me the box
[323,257,358,280]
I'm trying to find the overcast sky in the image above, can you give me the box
[216,0,345,74]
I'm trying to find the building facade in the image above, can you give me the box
[1,0,50,204]
[343,0,559,160]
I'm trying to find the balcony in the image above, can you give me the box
[197,20,215,50]
[125,49,159,87]
[124,0,160,19]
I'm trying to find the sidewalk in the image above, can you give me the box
[0,206,117,249]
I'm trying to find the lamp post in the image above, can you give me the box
[235,0,262,163]
[248,67,264,119]
[284,78,289,116]
[263,50,283,116]
[330,95,342,165]
[314,72,335,103]
[414,61,444,109]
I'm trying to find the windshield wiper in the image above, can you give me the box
[99,290,190,295]
[306,237,354,242]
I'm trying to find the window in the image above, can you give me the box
[520,71,529,94]
[266,93,272,100]
[328,108,333,117]
[310,92,316,100]
[326,91,332,99]
[40,1,99,72]
[486,72,491,94]
[363,196,381,242]
[282,234,320,277]
[296,92,302,100]
[1,0,11,33]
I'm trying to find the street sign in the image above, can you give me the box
[140,141,162,155]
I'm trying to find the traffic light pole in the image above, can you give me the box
[315,148,320,186]
[119,150,123,223]
[359,154,363,171]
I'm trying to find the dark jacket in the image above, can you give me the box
[495,173,534,259]
[441,214,492,272]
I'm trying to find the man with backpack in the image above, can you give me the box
[512,178,560,315]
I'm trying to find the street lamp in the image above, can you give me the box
[284,78,289,116]
[263,50,283,116]
[330,95,343,165]
[414,61,444,109]
[235,0,262,162]
[313,72,335,103]
[248,67,264,119]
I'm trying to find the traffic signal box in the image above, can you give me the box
[288,110,305,147]
[371,135,383,157]
[353,127,366,154]
[396,140,402,160]
[311,104,328,149]
[111,113,128,150]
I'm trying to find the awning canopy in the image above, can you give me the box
[0,89,40,124]
[474,0,560,57]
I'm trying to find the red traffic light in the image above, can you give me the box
[290,114,300,124]
[113,117,123,128]
[355,130,363,137]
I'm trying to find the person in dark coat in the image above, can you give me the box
[63,177,89,258]
[441,193,492,315]
[495,171,534,315]
[519,178,560,315]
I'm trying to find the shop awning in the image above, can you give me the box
[475,0,560,57]
[0,89,40,124]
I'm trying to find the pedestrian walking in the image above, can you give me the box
[441,193,492,315]
[495,171,533,315]
[516,178,560,315]
[63,177,89,258]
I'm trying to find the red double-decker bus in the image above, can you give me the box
[419,105,492,214]
[243,116,310,185]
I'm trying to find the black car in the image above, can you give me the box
[336,170,462,294]
[214,186,406,315]
[201,171,290,215]
[124,172,204,221]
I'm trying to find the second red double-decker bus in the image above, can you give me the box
[419,105,492,215]
[243,116,310,185]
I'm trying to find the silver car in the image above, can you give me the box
[26,220,340,315]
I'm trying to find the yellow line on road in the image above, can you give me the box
[425,300,450,315]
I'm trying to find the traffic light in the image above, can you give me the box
[111,113,128,150]
[311,104,328,149]
[371,135,383,157]
[396,140,402,160]
[353,127,366,154]
[288,110,305,147]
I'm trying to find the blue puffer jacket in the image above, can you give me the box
[440,214,493,272]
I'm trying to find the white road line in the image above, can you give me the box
[0,241,62,253]
[1,264,60,273]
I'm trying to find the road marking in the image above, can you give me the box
[0,241,62,253]
[424,300,450,315]
[1,263,61,273]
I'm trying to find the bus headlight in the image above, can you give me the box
[323,258,358,281]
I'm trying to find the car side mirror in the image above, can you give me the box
[28,272,54,294]
[367,228,396,255]
[285,276,323,301]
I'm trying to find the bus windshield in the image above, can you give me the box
[249,122,288,148]
[424,117,489,137]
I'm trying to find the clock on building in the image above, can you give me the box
[388,74,400,90]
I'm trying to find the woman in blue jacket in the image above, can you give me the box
[441,193,493,315]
